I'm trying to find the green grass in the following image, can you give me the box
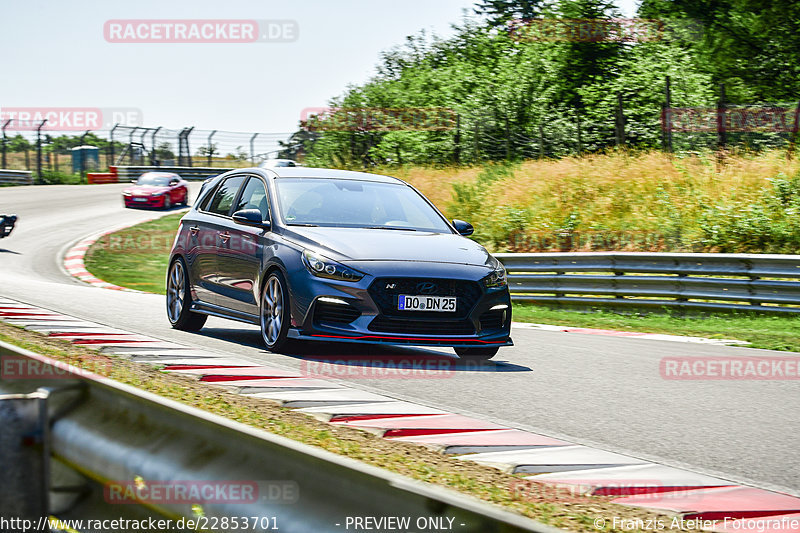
[513,304,800,352]
[83,212,184,294]
[83,211,800,353]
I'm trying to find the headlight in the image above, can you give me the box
[482,256,507,289]
[152,191,165,197]
[302,249,365,282]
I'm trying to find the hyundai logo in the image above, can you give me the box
[416,282,438,294]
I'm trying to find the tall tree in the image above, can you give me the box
[474,0,543,26]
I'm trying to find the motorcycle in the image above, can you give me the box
[0,214,17,239]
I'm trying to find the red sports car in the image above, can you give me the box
[123,172,189,209]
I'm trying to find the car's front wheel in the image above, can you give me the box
[454,346,499,361]
[261,271,291,351]
[163,196,172,210]
[166,257,207,331]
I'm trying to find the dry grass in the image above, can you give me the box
[370,150,800,253]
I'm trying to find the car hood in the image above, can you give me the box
[285,226,491,266]
[124,185,168,195]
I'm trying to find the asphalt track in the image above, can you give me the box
[1,183,798,496]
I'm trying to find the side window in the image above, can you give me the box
[207,176,246,216]
[234,177,270,221]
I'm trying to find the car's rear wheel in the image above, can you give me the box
[261,271,291,351]
[180,190,188,206]
[454,346,499,360]
[166,257,207,331]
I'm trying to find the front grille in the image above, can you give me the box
[479,310,506,332]
[313,301,361,325]
[368,316,475,336]
[368,277,482,320]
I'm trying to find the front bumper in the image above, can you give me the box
[286,260,513,349]
[124,196,166,208]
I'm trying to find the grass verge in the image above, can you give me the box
[513,305,800,352]
[83,213,800,353]
[84,212,184,294]
[0,321,692,532]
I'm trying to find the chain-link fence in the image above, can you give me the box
[0,122,294,183]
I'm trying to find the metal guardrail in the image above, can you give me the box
[497,252,800,314]
[115,165,233,181]
[0,340,554,533]
[0,169,33,185]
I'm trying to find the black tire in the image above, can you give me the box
[163,196,172,210]
[180,190,188,206]
[454,346,499,360]
[166,257,207,331]
[260,270,291,351]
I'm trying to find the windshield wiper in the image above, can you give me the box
[287,223,319,227]
[364,226,418,231]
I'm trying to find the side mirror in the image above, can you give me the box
[169,179,179,186]
[232,209,271,230]
[452,219,474,236]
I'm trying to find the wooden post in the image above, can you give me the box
[616,92,625,146]
[788,100,800,160]
[453,113,461,165]
[505,114,511,160]
[664,76,673,153]
[538,123,545,159]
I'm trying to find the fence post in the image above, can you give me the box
[504,114,511,160]
[138,128,149,166]
[250,133,259,165]
[473,120,480,162]
[453,114,461,165]
[788,101,800,160]
[128,127,139,165]
[109,123,119,168]
[717,83,727,151]
[664,76,673,153]
[538,123,544,159]
[207,130,217,167]
[36,120,46,184]
[150,127,161,166]
[1,119,11,169]
[185,127,194,167]
[79,130,89,183]
[615,92,625,147]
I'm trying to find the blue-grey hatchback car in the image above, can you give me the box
[166,167,512,360]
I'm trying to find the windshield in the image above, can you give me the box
[275,178,452,232]
[137,174,174,186]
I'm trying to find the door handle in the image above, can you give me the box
[189,226,199,236]
[218,232,231,242]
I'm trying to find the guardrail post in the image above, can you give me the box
[0,389,50,520]
[2,119,11,169]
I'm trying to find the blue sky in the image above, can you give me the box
[1,0,638,152]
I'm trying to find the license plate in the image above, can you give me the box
[398,295,456,312]
[133,198,148,202]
